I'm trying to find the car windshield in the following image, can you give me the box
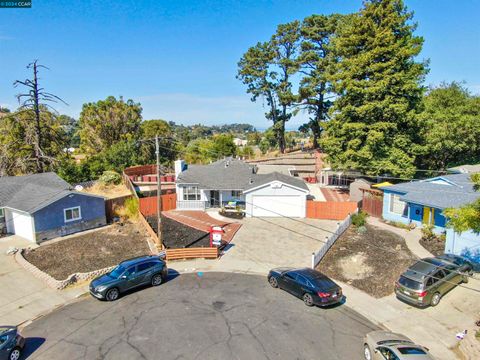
[398,276,423,290]
[397,347,427,355]
[109,265,127,279]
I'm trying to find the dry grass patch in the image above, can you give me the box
[81,182,132,199]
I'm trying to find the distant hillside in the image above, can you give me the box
[168,121,256,136]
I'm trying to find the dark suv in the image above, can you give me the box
[395,257,467,307]
[0,326,25,360]
[90,255,168,301]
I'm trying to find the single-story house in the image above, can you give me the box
[381,174,480,263]
[175,158,309,218]
[0,172,107,243]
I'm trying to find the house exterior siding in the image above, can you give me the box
[445,229,480,263]
[382,190,409,224]
[33,193,106,243]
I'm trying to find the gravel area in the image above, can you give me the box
[23,222,152,280]
[317,224,417,298]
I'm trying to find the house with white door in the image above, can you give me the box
[0,172,106,243]
[175,158,309,218]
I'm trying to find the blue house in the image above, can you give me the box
[381,174,480,263]
[0,172,106,244]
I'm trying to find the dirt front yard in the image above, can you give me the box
[24,222,152,280]
[317,224,417,298]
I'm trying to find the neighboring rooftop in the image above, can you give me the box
[448,163,480,174]
[0,172,72,213]
[382,174,480,209]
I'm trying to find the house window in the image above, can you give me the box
[64,206,81,222]
[231,190,242,198]
[0,208,4,218]
[389,194,407,216]
[183,186,201,201]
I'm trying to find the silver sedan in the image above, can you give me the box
[363,330,434,360]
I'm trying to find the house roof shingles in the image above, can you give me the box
[383,174,480,209]
[244,171,309,192]
[176,158,309,192]
[0,172,73,213]
[176,158,257,190]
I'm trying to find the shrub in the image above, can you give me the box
[99,170,122,186]
[384,220,413,230]
[116,197,139,220]
[351,211,368,227]
[421,225,446,243]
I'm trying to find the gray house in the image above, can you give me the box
[0,172,106,243]
[175,158,309,218]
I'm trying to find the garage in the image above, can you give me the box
[5,209,35,242]
[244,173,309,218]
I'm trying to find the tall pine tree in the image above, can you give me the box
[321,0,428,177]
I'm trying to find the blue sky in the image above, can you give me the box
[0,0,479,129]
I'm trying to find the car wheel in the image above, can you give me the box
[303,293,314,307]
[269,276,278,288]
[363,344,372,360]
[151,273,163,286]
[431,292,441,306]
[9,347,22,360]
[106,288,120,301]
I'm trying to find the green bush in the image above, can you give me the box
[351,211,368,227]
[99,170,122,186]
[123,197,139,219]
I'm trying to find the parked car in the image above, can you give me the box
[395,257,467,307]
[0,326,25,360]
[363,330,434,359]
[90,255,168,301]
[268,267,343,307]
[435,253,477,274]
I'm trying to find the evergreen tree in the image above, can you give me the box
[321,0,428,177]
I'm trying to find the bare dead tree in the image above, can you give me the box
[14,60,67,173]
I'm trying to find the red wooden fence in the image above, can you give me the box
[306,200,358,220]
[361,189,383,218]
[139,193,177,216]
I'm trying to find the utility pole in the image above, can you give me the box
[155,135,163,248]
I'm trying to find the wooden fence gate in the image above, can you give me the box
[361,189,383,218]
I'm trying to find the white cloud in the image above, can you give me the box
[138,92,309,129]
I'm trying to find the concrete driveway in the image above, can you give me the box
[21,272,378,360]
[217,217,339,274]
[0,236,85,326]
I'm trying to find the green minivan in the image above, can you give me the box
[395,257,468,307]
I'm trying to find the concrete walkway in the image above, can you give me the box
[367,216,433,258]
[0,236,86,326]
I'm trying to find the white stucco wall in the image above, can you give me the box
[244,182,307,218]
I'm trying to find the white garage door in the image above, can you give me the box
[251,195,303,218]
[6,210,35,242]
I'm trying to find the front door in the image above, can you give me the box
[210,190,220,207]
[422,207,434,225]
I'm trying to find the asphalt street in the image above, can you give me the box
[21,272,378,360]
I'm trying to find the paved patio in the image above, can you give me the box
[163,210,242,242]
